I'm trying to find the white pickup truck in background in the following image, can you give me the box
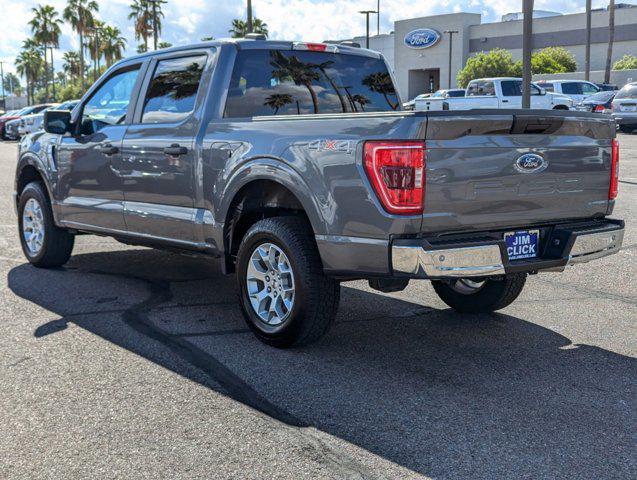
[416,77,573,111]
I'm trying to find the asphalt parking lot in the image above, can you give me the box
[0,135,635,479]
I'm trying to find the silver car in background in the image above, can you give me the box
[612,82,637,133]
[18,101,80,137]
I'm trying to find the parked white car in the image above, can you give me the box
[535,80,600,104]
[416,78,573,111]
[612,82,637,133]
[414,89,465,111]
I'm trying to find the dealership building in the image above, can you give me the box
[347,5,637,100]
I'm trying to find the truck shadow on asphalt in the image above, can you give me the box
[8,248,636,479]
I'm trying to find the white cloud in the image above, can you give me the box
[2,0,633,77]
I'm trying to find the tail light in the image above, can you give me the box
[609,138,619,200]
[364,141,425,215]
[594,105,605,112]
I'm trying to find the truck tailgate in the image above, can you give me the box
[422,112,615,234]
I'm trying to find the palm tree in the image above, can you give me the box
[229,17,268,38]
[129,0,152,52]
[136,43,148,54]
[29,4,63,101]
[264,93,293,114]
[147,0,166,50]
[101,26,127,67]
[362,71,399,110]
[605,0,616,84]
[158,41,172,49]
[86,21,105,81]
[270,51,321,113]
[63,0,98,90]
[62,51,81,84]
[351,94,371,112]
[16,45,43,104]
[313,60,347,112]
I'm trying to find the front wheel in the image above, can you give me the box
[431,274,527,314]
[236,217,340,348]
[18,182,75,268]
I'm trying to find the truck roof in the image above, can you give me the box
[117,38,381,66]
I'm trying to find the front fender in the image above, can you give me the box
[15,135,59,221]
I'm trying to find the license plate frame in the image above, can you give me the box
[504,230,540,261]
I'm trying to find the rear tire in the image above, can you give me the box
[619,125,635,134]
[431,274,526,314]
[18,182,74,268]
[236,217,340,348]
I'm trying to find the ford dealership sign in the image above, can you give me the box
[404,28,441,49]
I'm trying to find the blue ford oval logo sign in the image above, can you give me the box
[404,29,441,49]
[514,153,548,174]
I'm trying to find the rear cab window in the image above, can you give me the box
[224,49,400,117]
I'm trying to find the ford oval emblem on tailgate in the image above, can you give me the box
[514,153,548,174]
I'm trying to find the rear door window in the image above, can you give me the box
[467,81,495,97]
[224,49,399,117]
[141,54,207,123]
[561,82,582,95]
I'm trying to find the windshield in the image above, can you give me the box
[615,84,637,99]
[225,49,400,117]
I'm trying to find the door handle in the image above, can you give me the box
[100,143,119,155]
[502,99,509,103]
[164,144,188,156]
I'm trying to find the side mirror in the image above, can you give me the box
[539,87,547,96]
[43,110,73,135]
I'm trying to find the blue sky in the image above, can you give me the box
[0,0,629,78]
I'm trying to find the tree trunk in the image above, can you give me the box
[304,83,319,113]
[605,0,615,84]
[43,44,49,102]
[79,31,85,89]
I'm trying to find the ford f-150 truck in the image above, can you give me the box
[15,38,624,347]
[416,77,573,111]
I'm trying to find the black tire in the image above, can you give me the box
[431,274,527,314]
[236,216,340,348]
[18,182,74,268]
[619,125,635,134]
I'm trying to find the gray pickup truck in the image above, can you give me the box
[15,38,624,347]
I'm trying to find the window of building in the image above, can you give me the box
[224,49,399,117]
[141,54,208,124]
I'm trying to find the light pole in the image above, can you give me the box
[522,0,534,109]
[247,0,253,34]
[0,61,5,111]
[444,30,458,89]
[377,0,380,36]
[359,10,377,49]
[585,0,592,81]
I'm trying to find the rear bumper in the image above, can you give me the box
[391,219,624,279]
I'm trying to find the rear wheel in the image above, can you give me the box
[236,217,340,348]
[18,182,74,268]
[431,274,526,313]
[619,125,636,134]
